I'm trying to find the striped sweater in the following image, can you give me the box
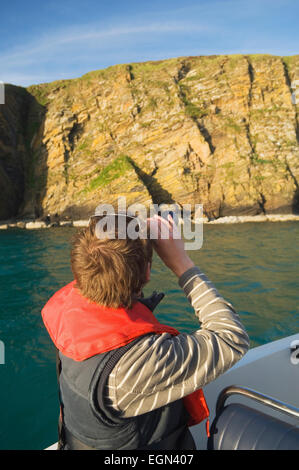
[105,266,250,417]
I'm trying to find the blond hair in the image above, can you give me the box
[70,216,152,309]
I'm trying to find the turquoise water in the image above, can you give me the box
[0,222,298,449]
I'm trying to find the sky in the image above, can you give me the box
[0,0,298,87]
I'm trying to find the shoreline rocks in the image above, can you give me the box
[25,221,49,229]
[203,214,299,224]
[0,213,299,230]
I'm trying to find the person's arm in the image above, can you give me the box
[104,215,250,417]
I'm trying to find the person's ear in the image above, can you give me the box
[145,262,151,282]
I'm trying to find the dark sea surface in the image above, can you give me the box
[0,222,298,449]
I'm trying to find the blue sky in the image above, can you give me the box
[0,0,298,87]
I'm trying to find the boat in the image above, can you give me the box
[45,332,299,450]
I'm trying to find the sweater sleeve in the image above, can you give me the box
[104,266,250,418]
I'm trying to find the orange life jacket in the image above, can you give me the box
[42,280,210,433]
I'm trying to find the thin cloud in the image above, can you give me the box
[1,0,297,87]
[0,21,208,66]
[0,20,210,85]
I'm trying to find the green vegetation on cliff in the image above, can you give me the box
[83,155,133,193]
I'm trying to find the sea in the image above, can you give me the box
[0,222,298,449]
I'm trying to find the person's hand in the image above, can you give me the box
[147,214,194,277]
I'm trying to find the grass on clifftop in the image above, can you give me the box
[27,80,73,106]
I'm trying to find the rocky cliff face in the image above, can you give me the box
[0,54,298,220]
[0,85,31,219]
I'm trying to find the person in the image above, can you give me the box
[41,212,249,450]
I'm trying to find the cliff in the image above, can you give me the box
[0,54,298,221]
